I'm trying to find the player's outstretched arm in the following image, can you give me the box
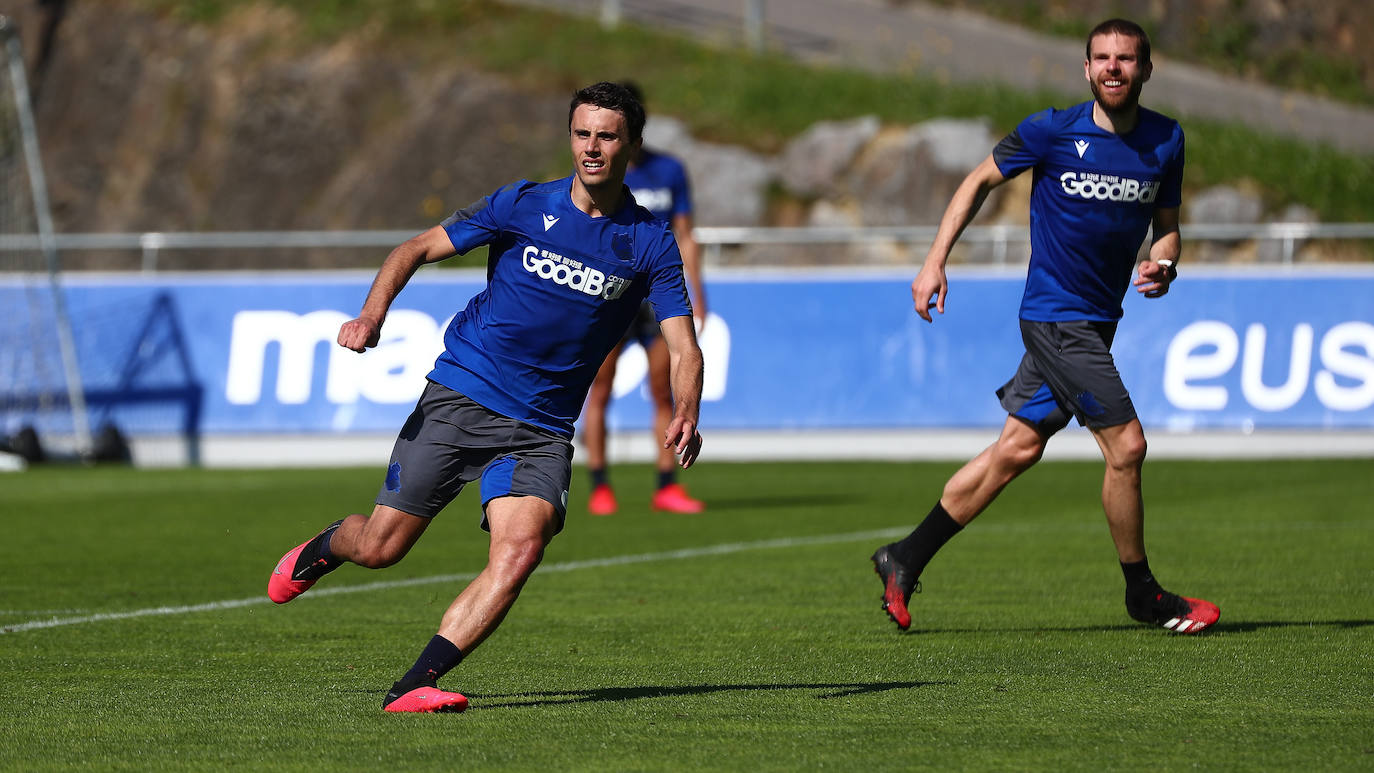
[659,314,704,469]
[913,154,1008,322]
[1134,207,1181,299]
[338,226,457,352]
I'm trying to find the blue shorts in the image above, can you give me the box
[376,381,574,532]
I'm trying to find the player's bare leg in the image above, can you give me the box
[328,506,431,568]
[584,348,620,515]
[873,418,1045,629]
[646,336,703,513]
[1093,419,1219,633]
[435,495,558,652]
[268,505,429,603]
[939,417,1047,524]
[383,496,558,712]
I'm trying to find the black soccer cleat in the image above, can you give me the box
[1126,588,1220,634]
[871,544,919,631]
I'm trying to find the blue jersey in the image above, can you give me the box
[624,149,693,221]
[429,177,692,437]
[993,101,1184,322]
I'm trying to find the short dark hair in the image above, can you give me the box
[568,81,645,144]
[1086,18,1151,67]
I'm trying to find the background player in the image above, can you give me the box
[871,19,1219,635]
[267,82,704,712]
[582,81,709,516]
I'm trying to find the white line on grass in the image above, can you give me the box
[2,527,908,635]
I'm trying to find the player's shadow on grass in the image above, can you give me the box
[916,619,1374,635]
[465,680,947,710]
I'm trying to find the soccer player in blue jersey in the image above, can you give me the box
[266,82,704,712]
[871,19,1219,635]
[582,81,709,516]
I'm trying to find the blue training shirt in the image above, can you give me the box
[428,176,693,437]
[624,149,693,221]
[993,100,1184,322]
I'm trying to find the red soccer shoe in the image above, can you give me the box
[651,483,704,514]
[1128,589,1221,635]
[268,540,314,604]
[383,682,469,713]
[588,484,618,516]
[1161,596,1221,635]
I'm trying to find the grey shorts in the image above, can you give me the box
[619,301,662,349]
[376,381,574,532]
[996,319,1137,436]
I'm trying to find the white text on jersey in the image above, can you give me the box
[522,245,632,300]
[1059,171,1160,203]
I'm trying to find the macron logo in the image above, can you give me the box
[542,214,560,231]
[1074,140,1090,158]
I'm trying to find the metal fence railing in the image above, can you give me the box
[1,222,1373,272]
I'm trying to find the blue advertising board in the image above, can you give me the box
[3,267,1372,438]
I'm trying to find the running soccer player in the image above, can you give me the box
[582,82,708,516]
[871,19,1219,634]
[267,82,704,712]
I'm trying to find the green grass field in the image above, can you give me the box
[2,459,1371,771]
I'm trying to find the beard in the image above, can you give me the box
[1090,76,1144,114]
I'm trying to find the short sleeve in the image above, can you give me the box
[440,180,528,254]
[644,229,692,321]
[992,108,1055,179]
[1156,127,1185,210]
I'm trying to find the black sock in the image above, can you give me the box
[1121,558,1163,602]
[397,635,464,690]
[656,469,676,490]
[590,468,609,487]
[890,502,963,576]
[291,519,344,581]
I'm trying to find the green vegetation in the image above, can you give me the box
[924,0,1374,108]
[3,460,1372,770]
[129,0,1373,223]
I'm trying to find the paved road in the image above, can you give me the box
[517,0,1374,154]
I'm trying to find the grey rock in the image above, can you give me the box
[777,115,880,197]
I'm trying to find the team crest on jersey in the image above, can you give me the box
[522,245,632,299]
[612,231,633,263]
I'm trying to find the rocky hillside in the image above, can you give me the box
[4,1,571,268]
[0,0,1358,269]
[924,0,1374,103]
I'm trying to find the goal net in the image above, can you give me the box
[0,17,91,463]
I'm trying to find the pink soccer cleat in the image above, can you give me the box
[383,681,469,713]
[651,483,704,514]
[267,520,342,604]
[588,484,618,516]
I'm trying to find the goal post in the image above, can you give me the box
[0,15,92,461]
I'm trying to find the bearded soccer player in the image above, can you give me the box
[871,19,1219,634]
[267,82,704,712]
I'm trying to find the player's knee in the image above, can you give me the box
[1117,433,1147,469]
[493,536,545,580]
[998,434,1045,473]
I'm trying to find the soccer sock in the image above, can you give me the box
[656,469,676,490]
[590,468,609,488]
[1121,558,1163,602]
[890,502,963,577]
[397,635,465,689]
[291,519,344,581]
